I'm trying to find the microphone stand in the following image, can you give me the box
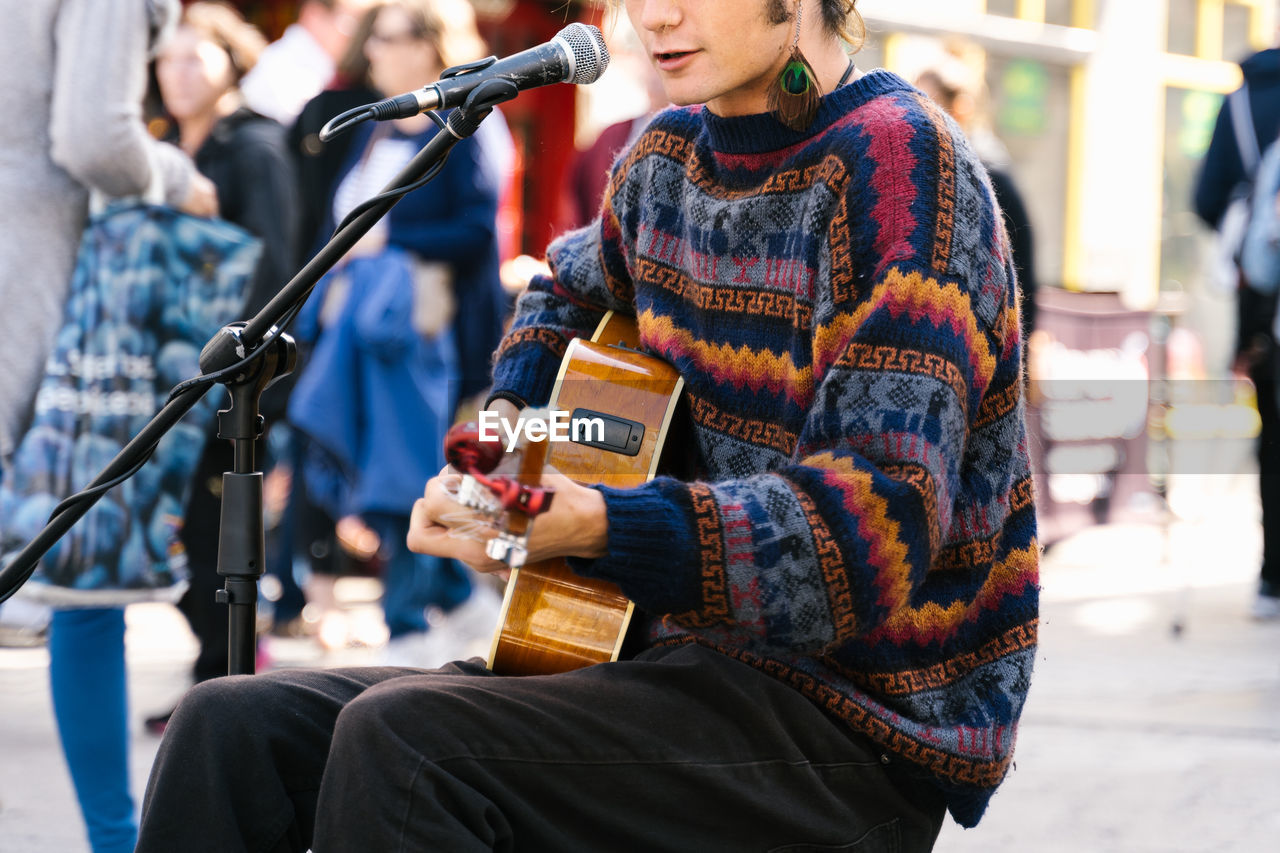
[0,81,518,675]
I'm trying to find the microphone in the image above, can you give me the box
[368,23,609,121]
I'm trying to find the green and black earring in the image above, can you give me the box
[768,1,822,131]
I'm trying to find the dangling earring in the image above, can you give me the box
[768,1,822,131]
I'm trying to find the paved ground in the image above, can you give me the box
[2,473,1278,852]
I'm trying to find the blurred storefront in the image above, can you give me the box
[230,0,1278,303]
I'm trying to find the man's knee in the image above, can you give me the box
[330,676,483,758]
[330,679,414,750]
[170,673,292,736]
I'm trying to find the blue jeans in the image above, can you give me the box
[48,608,136,853]
[363,512,470,638]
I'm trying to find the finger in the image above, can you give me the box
[407,498,505,572]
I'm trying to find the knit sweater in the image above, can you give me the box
[489,70,1039,828]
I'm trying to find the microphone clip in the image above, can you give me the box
[440,56,498,80]
[446,78,520,138]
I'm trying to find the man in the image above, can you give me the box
[136,2,1039,850]
[1193,32,1280,621]
[240,0,372,127]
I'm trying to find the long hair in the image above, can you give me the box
[824,0,865,49]
[770,0,865,49]
[179,1,268,84]
[335,3,378,85]
[376,0,488,70]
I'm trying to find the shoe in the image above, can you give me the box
[267,614,313,639]
[0,598,50,647]
[1250,592,1280,621]
[256,639,273,672]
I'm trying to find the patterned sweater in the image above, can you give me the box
[489,70,1039,827]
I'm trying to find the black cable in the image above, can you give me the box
[40,107,460,535]
[46,300,306,526]
[331,111,452,236]
[48,446,157,521]
[319,105,376,143]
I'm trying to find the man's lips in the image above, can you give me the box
[653,49,696,70]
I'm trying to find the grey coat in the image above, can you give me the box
[0,0,197,463]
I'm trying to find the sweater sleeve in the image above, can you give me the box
[572,123,1016,658]
[488,182,639,407]
[49,0,196,204]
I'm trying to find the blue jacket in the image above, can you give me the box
[1194,48,1280,228]
[289,249,457,516]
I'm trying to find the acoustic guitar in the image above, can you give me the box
[445,311,684,676]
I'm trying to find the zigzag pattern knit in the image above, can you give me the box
[490,70,1039,827]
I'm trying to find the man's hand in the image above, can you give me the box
[407,462,609,575]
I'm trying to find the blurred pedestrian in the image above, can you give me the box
[286,0,509,664]
[1193,31,1280,620]
[240,0,374,127]
[290,1,381,268]
[0,2,214,851]
[231,5,383,649]
[272,1,384,649]
[146,0,299,728]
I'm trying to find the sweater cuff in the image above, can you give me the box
[483,390,527,412]
[489,343,559,409]
[568,480,702,614]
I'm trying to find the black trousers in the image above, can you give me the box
[1250,346,1280,594]
[136,644,945,852]
[1238,288,1280,593]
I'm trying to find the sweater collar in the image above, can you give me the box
[700,69,913,154]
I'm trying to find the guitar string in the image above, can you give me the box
[441,513,498,543]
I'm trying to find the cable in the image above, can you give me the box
[331,111,452,236]
[319,105,375,142]
[38,106,460,532]
[48,446,157,522]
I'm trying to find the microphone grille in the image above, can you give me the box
[556,23,610,85]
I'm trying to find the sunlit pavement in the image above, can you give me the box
[3,475,1279,852]
[939,472,1280,852]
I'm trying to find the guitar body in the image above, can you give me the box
[487,312,683,676]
